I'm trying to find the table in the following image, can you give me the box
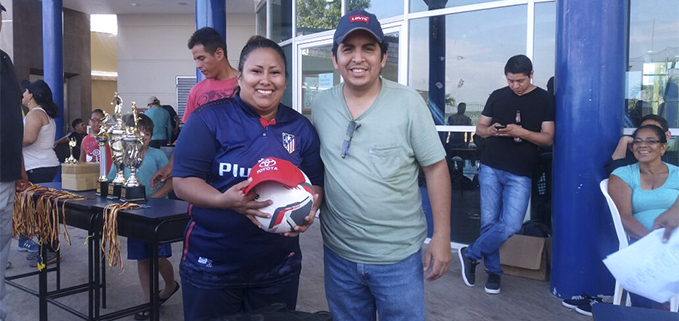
[6,183,189,321]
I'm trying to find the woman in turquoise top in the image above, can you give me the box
[106,114,178,320]
[610,124,679,239]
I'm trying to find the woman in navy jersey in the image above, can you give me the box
[173,36,324,320]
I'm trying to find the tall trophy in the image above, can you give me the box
[120,102,146,202]
[107,93,127,199]
[64,138,78,164]
[96,111,111,197]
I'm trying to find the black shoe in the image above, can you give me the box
[562,294,603,309]
[484,273,501,294]
[575,300,600,317]
[458,247,478,287]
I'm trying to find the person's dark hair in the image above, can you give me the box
[71,118,83,129]
[331,36,389,61]
[639,114,669,132]
[457,102,466,114]
[504,54,533,76]
[238,36,288,78]
[123,113,154,134]
[188,27,227,57]
[91,109,104,118]
[23,80,59,118]
[633,124,667,144]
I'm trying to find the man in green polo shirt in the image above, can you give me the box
[312,10,452,321]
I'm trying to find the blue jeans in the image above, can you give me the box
[466,165,531,275]
[323,246,425,321]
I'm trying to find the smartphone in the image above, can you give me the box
[494,124,506,129]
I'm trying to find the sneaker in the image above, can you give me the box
[458,247,478,287]
[17,238,39,253]
[562,294,603,309]
[484,273,501,294]
[30,252,58,268]
[575,300,600,316]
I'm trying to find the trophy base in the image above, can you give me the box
[96,181,109,197]
[107,184,122,200]
[121,186,146,202]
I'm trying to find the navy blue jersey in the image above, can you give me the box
[173,94,323,286]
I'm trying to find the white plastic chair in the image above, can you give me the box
[600,179,678,311]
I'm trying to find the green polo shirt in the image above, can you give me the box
[312,78,445,264]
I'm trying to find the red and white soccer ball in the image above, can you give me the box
[253,172,314,234]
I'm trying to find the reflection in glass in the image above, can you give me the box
[271,1,292,42]
[533,2,556,93]
[382,31,400,82]
[627,0,679,128]
[256,4,266,36]
[408,5,527,126]
[410,0,497,14]
[347,0,403,19]
[296,0,341,36]
[282,45,292,107]
[301,44,339,117]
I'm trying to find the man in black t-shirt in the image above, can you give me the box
[458,55,555,295]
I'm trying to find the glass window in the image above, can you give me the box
[347,0,403,19]
[296,0,341,36]
[627,0,679,128]
[382,31,400,82]
[282,45,293,107]
[410,0,498,14]
[256,4,267,36]
[300,44,340,117]
[408,5,527,126]
[271,1,292,42]
[533,2,556,93]
[409,6,527,244]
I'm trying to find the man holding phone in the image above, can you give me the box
[458,54,555,295]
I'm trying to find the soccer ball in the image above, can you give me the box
[252,173,314,234]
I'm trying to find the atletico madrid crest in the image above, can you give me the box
[282,132,296,154]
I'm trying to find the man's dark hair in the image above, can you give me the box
[91,109,104,117]
[331,37,389,61]
[504,54,533,76]
[633,124,668,144]
[71,118,83,129]
[188,27,227,57]
[640,114,669,132]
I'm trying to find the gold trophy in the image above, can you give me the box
[95,111,111,197]
[64,138,78,164]
[107,93,127,199]
[120,102,146,202]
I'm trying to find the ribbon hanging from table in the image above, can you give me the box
[101,202,140,273]
[13,183,84,270]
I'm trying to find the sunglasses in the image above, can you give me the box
[341,120,360,159]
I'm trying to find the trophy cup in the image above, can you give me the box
[120,102,146,202]
[64,138,78,164]
[95,111,111,197]
[107,93,127,199]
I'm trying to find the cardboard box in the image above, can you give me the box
[499,234,551,281]
[61,163,100,191]
[61,162,99,175]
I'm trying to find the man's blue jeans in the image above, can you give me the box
[323,246,425,321]
[466,165,531,275]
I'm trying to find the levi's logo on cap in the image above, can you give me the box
[243,157,305,194]
[349,15,370,24]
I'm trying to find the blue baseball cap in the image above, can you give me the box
[333,10,384,45]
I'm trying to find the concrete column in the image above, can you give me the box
[551,0,628,298]
[42,0,64,139]
[195,0,226,82]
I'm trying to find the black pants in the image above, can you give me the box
[149,140,166,148]
[27,166,59,183]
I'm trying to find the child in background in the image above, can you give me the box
[80,109,113,173]
[106,114,179,320]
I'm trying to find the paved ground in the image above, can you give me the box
[4,222,591,320]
